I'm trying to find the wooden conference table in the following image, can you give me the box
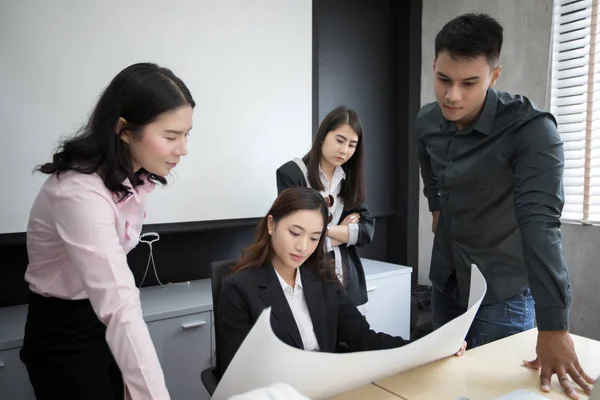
[330,329,600,400]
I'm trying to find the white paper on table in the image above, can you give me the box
[492,389,549,400]
[213,264,487,400]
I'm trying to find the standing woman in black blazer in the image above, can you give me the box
[217,187,466,377]
[276,106,372,307]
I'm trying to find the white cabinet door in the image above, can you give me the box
[147,312,212,400]
[363,273,411,340]
[0,347,36,400]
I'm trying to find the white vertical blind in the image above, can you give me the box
[551,0,600,223]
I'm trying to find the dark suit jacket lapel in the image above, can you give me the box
[257,264,303,349]
[300,267,328,352]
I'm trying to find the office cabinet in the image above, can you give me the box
[147,312,212,400]
[0,347,36,400]
[362,258,413,340]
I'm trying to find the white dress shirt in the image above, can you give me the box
[317,164,359,281]
[273,268,320,351]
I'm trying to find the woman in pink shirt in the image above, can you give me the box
[20,63,194,400]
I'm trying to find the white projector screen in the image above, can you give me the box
[0,0,312,234]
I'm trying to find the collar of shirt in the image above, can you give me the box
[318,164,345,193]
[440,88,498,136]
[274,267,303,293]
[111,174,156,209]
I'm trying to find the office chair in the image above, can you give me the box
[201,259,237,396]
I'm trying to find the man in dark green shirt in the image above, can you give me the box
[417,13,595,399]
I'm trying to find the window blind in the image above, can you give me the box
[550,0,600,223]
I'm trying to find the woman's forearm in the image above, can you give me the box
[327,225,349,243]
[330,238,343,247]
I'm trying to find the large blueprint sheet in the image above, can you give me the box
[213,265,487,399]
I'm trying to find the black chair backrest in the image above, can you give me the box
[211,259,236,312]
[210,259,237,376]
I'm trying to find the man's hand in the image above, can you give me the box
[432,211,440,234]
[523,331,596,399]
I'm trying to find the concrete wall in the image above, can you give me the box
[418,0,600,339]
[559,224,600,340]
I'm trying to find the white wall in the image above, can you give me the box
[0,0,312,234]
[418,0,554,285]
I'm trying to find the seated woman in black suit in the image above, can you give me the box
[217,186,466,377]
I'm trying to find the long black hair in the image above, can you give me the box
[36,62,195,201]
[303,106,366,210]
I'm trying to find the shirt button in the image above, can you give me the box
[454,241,459,245]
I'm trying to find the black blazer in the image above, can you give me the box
[276,159,375,306]
[216,264,409,377]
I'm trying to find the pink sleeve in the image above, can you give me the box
[54,185,170,400]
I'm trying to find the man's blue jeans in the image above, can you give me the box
[431,276,535,349]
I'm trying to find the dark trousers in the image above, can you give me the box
[432,273,535,349]
[20,291,124,400]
